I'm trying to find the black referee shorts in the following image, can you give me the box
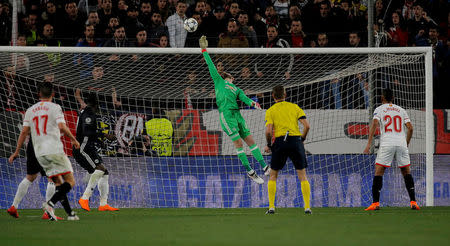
[26,140,46,176]
[270,136,308,171]
[73,146,103,174]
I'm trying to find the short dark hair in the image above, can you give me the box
[382,88,394,102]
[86,92,98,107]
[272,85,285,100]
[39,82,53,98]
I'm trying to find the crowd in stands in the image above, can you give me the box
[0,0,448,108]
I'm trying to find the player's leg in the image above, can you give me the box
[289,137,311,214]
[7,173,38,218]
[96,164,119,211]
[242,134,270,176]
[365,146,393,211]
[266,138,288,214]
[397,147,419,210]
[73,147,101,211]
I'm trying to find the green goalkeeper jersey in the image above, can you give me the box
[203,51,253,112]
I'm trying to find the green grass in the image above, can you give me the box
[1,207,450,246]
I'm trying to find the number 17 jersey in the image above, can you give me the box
[23,101,66,157]
[373,103,410,148]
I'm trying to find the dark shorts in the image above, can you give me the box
[73,146,103,174]
[270,136,308,171]
[26,141,46,176]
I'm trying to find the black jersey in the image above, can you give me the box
[76,106,103,148]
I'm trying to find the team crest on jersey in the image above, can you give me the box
[94,159,99,164]
[85,117,92,124]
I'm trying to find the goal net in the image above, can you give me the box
[0,46,433,209]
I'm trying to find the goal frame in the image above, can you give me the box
[0,46,434,206]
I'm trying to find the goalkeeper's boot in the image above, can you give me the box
[247,170,264,184]
[7,206,19,218]
[410,201,420,210]
[78,198,90,211]
[98,204,119,211]
[305,208,312,215]
[265,208,275,214]
[365,202,380,211]
[42,211,64,220]
[42,202,57,221]
[263,165,271,176]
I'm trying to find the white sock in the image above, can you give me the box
[45,182,56,202]
[98,175,109,206]
[81,170,104,200]
[12,178,32,208]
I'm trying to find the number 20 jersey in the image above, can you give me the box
[23,101,66,157]
[373,103,410,148]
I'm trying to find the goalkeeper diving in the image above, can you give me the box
[199,35,270,184]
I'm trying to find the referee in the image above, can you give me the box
[264,85,312,214]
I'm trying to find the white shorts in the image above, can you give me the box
[375,146,410,168]
[37,154,73,178]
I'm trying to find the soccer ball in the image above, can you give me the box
[184,18,198,33]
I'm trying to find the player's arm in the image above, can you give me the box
[8,126,31,163]
[264,123,273,154]
[405,122,413,146]
[299,117,310,141]
[199,36,221,83]
[363,118,379,154]
[59,122,80,149]
[237,88,261,109]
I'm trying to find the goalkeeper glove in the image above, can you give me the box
[199,35,208,50]
[253,101,262,110]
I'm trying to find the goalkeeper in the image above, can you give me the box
[199,36,269,184]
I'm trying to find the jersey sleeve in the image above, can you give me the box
[373,107,381,121]
[55,105,66,124]
[402,109,411,123]
[265,109,273,126]
[297,105,306,119]
[237,88,254,107]
[202,51,222,84]
[23,109,31,127]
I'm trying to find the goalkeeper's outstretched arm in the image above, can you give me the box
[199,36,221,83]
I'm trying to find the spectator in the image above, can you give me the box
[39,23,61,47]
[103,16,120,39]
[255,24,293,80]
[226,1,241,21]
[0,1,11,45]
[288,19,307,47]
[117,0,129,23]
[386,12,408,47]
[273,0,289,20]
[279,4,303,37]
[41,1,59,30]
[402,0,415,21]
[166,0,187,48]
[154,0,170,23]
[97,0,116,27]
[23,12,38,46]
[348,31,362,47]
[103,25,132,48]
[138,1,152,29]
[238,11,258,47]
[57,0,86,45]
[124,5,144,40]
[311,32,329,47]
[86,10,103,37]
[134,29,149,47]
[75,24,103,79]
[407,3,432,46]
[148,11,169,44]
[206,5,227,47]
[217,18,249,72]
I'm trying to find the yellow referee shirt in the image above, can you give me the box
[265,101,306,138]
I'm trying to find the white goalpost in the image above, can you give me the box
[0,46,433,208]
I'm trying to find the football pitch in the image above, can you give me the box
[2,207,449,246]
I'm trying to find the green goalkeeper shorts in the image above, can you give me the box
[219,110,251,141]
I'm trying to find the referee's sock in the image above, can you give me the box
[82,169,104,200]
[249,144,267,168]
[268,180,276,209]
[301,180,311,210]
[237,147,252,172]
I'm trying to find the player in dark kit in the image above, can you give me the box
[73,93,119,211]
